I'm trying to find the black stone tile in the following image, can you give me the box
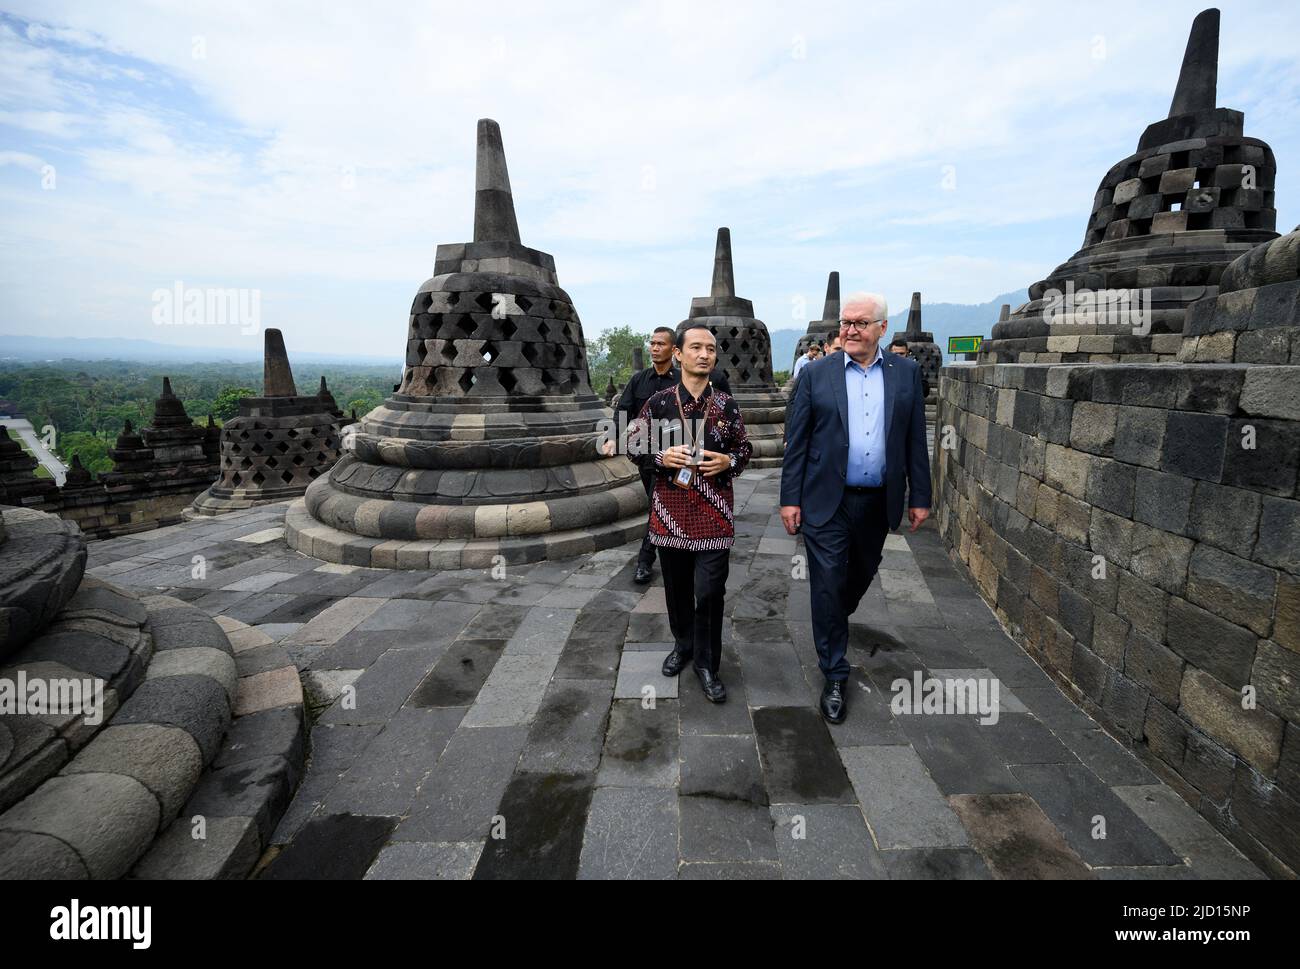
[897,714,1020,795]
[753,707,854,804]
[472,772,595,880]
[1010,764,1179,866]
[408,639,506,707]
[881,847,993,880]
[555,637,620,680]
[254,594,341,625]
[979,714,1080,766]
[680,734,767,804]
[568,608,630,648]
[259,813,396,879]
[460,604,529,640]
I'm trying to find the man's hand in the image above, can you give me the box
[661,445,693,469]
[908,507,930,532]
[697,450,730,478]
[780,505,802,535]
[599,438,616,457]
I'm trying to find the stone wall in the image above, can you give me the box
[934,359,1300,877]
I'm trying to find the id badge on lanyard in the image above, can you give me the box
[671,386,713,490]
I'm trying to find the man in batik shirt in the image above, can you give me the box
[630,323,752,703]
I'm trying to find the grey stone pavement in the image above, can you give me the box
[83,470,1265,880]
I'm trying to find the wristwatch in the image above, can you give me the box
[728,454,737,470]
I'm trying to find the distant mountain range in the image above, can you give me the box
[768,289,1028,371]
[1,288,1027,369]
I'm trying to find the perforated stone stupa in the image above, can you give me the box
[896,291,942,394]
[677,228,785,467]
[190,329,344,516]
[793,271,840,368]
[981,8,1278,363]
[285,119,646,568]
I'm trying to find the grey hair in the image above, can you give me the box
[842,291,889,322]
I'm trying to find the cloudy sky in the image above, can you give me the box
[1,0,1297,358]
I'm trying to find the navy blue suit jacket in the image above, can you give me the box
[779,349,932,530]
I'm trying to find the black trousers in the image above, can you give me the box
[801,488,890,681]
[637,467,657,569]
[658,546,730,675]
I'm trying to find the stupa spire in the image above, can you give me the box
[1169,8,1219,117]
[473,118,522,244]
[710,227,736,299]
[263,328,298,397]
[822,272,840,321]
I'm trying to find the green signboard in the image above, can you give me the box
[948,335,983,354]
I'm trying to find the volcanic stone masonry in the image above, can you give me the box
[676,227,786,467]
[285,119,647,568]
[793,270,841,369]
[190,329,345,516]
[981,8,1278,364]
[935,8,1300,877]
[52,377,220,535]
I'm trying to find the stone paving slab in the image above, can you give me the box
[80,469,1266,880]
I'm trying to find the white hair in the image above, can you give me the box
[842,291,889,322]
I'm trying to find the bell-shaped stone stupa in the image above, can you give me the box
[676,228,785,467]
[286,120,647,568]
[981,8,1278,363]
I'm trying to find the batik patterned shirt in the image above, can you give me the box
[631,382,752,551]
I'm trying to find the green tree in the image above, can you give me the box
[587,325,650,396]
[58,431,112,475]
[212,386,256,422]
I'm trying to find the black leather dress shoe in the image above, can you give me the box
[662,648,691,677]
[634,565,653,584]
[695,667,727,703]
[820,679,847,723]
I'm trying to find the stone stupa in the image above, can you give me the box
[285,119,646,568]
[894,292,942,395]
[190,329,344,516]
[980,8,1278,363]
[676,228,785,467]
[793,271,841,368]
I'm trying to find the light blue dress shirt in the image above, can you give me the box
[793,354,810,379]
[844,347,886,487]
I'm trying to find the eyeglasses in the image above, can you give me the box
[839,319,885,331]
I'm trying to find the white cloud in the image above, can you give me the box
[0,0,1297,353]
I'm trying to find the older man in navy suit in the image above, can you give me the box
[779,291,931,723]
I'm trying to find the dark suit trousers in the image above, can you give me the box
[637,467,657,569]
[658,547,730,675]
[801,488,889,681]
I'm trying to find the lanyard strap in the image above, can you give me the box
[674,384,716,455]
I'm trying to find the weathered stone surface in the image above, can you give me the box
[0,772,158,878]
[840,745,968,849]
[1010,763,1177,866]
[473,772,594,880]
[131,815,260,880]
[949,793,1094,879]
[578,786,678,880]
[1165,597,1257,687]
[60,723,202,821]
[1251,640,1300,723]
[0,829,89,879]
[364,840,483,880]
[114,673,231,762]
[770,803,888,879]
[1180,668,1283,773]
